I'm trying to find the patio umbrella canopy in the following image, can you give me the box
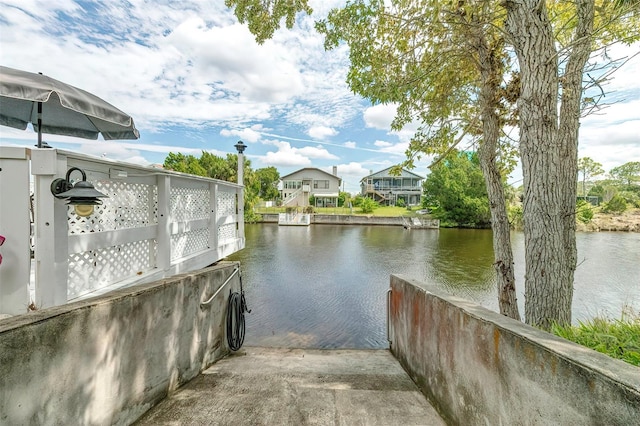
[0,65,139,146]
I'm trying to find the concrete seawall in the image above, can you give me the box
[389,274,640,425]
[260,213,439,227]
[0,261,241,426]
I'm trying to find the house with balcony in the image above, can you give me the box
[279,167,341,208]
[360,167,423,206]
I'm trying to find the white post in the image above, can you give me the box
[234,141,246,241]
[31,149,69,308]
[0,147,32,315]
[209,182,218,255]
[156,175,171,271]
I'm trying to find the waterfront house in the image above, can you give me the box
[360,167,423,206]
[279,167,341,208]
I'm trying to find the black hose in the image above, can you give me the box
[226,271,251,351]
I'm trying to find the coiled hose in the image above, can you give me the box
[226,271,251,351]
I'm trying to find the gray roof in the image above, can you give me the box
[281,167,341,181]
[360,167,424,182]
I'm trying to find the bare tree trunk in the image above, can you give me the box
[472,25,521,320]
[504,0,594,329]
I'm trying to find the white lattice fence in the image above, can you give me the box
[170,184,211,261]
[0,148,245,313]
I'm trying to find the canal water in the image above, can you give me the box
[228,224,640,349]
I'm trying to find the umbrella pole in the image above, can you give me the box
[37,101,43,148]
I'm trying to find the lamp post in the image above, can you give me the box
[234,140,246,185]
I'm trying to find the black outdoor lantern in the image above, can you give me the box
[234,140,247,154]
[51,167,108,217]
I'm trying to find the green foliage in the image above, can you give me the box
[619,190,640,208]
[308,195,315,206]
[423,151,490,227]
[244,209,262,224]
[602,194,628,213]
[508,205,523,230]
[316,1,511,160]
[610,161,640,187]
[225,0,312,44]
[395,198,406,208]
[200,151,236,181]
[551,314,640,366]
[576,200,594,223]
[163,152,207,176]
[352,194,364,207]
[577,157,604,197]
[338,191,350,207]
[255,166,280,200]
[359,197,378,214]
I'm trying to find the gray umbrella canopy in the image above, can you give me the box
[0,65,139,146]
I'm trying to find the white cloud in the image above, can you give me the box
[363,104,397,129]
[344,141,357,149]
[373,140,409,155]
[258,139,338,167]
[262,150,312,167]
[335,162,371,177]
[374,141,392,148]
[296,145,339,160]
[220,125,264,143]
[308,126,338,139]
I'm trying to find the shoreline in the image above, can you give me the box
[577,208,640,233]
[255,209,640,233]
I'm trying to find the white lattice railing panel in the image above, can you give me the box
[66,181,158,234]
[67,239,157,299]
[171,228,210,260]
[218,223,237,242]
[171,186,210,222]
[217,190,236,217]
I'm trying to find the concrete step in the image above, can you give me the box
[135,347,446,425]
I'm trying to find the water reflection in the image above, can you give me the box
[228,224,640,349]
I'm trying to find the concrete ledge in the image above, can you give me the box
[0,261,241,425]
[259,213,439,227]
[389,274,640,426]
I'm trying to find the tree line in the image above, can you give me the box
[424,153,640,226]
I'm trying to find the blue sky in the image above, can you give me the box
[1,1,639,193]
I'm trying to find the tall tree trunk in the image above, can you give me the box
[471,25,521,320]
[504,0,594,329]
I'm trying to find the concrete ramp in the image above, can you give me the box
[135,347,445,425]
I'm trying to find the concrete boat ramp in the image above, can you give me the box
[135,347,445,425]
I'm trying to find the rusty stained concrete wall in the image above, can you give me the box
[389,274,640,426]
[0,261,242,426]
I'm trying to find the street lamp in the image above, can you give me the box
[51,167,108,217]
[234,140,247,154]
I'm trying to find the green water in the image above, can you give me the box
[229,224,640,349]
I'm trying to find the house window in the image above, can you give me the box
[284,180,302,189]
[314,180,329,189]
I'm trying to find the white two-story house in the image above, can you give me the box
[279,167,342,208]
[360,167,423,206]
